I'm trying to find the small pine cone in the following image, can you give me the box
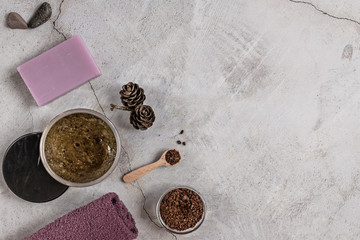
[130,105,155,130]
[120,82,146,109]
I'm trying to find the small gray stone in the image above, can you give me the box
[7,12,28,29]
[28,2,52,28]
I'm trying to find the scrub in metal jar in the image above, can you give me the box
[44,113,117,183]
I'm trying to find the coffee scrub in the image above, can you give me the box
[44,113,117,183]
[159,188,205,232]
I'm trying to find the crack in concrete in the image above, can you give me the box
[121,147,159,226]
[136,182,163,229]
[122,145,133,170]
[289,0,360,26]
[28,110,34,132]
[121,146,177,240]
[89,82,106,116]
[52,0,67,40]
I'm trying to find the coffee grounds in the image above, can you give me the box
[160,188,204,231]
[165,150,180,165]
[176,140,181,145]
[182,142,186,146]
[179,130,184,134]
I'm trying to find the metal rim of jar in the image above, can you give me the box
[39,108,121,187]
[156,186,206,234]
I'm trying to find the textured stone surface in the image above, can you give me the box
[1,0,360,239]
[7,12,28,29]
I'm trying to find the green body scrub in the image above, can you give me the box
[45,113,117,183]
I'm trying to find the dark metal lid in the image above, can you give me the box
[2,133,68,203]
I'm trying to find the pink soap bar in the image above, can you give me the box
[17,35,101,106]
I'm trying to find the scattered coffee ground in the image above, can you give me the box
[160,188,204,231]
[165,150,180,165]
[177,130,186,145]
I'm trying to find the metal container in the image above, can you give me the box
[39,108,121,187]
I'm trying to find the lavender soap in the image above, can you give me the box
[17,35,101,106]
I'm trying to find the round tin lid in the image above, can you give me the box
[2,133,68,203]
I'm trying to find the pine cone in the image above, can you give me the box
[130,105,155,130]
[120,82,146,109]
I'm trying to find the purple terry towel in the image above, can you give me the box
[24,192,138,240]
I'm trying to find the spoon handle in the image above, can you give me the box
[123,160,164,183]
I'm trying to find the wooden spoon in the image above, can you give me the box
[123,149,181,183]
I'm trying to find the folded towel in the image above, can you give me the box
[24,192,138,240]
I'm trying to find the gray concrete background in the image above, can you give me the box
[2,0,360,239]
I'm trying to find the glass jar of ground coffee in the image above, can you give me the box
[156,186,206,234]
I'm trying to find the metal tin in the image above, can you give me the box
[39,108,121,187]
